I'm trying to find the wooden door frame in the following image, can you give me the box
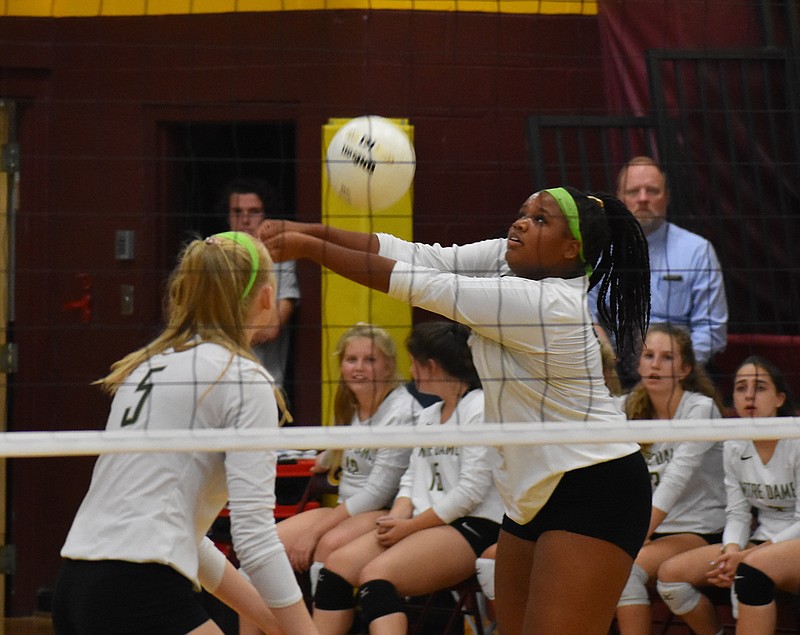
[0,98,19,617]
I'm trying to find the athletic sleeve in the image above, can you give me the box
[388,260,562,350]
[653,392,722,512]
[766,443,800,544]
[652,395,721,514]
[376,234,508,277]
[197,536,227,593]
[343,445,411,516]
[652,440,718,514]
[396,456,416,501]
[430,394,493,523]
[433,444,497,524]
[722,442,754,548]
[225,369,303,608]
[342,388,415,516]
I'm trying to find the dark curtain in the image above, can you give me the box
[597,0,800,335]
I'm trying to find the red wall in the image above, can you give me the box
[0,9,604,614]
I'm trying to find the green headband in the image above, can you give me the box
[214,231,260,300]
[544,187,593,277]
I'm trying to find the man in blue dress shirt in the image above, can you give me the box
[594,156,728,387]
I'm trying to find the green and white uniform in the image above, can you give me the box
[399,389,504,524]
[378,234,638,525]
[723,438,800,547]
[337,384,418,516]
[61,342,301,608]
[638,391,725,534]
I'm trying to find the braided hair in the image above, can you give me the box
[563,186,650,358]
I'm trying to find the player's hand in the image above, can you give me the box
[258,219,301,241]
[706,551,743,588]
[375,516,412,547]
[375,515,394,533]
[264,231,315,263]
[286,534,318,572]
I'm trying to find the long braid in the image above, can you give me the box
[565,187,650,358]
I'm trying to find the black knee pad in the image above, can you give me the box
[314,568,355,611]
[735,562,776,606]
[357,579,405,624]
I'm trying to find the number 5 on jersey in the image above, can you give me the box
[121,366,166,427]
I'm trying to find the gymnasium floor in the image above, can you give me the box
[2,616,53,635]
[0,616,726,635]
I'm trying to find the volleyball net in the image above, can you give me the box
[1,0,800,617]
[0,416,798,458]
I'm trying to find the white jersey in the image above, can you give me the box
[60,343,302,608]
[636,391,725,534]
[338,385,417,516]
[722,438,800,547]
[379,234,638,525]
[397,389,504,524]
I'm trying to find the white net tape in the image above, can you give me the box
[2,416,800,458]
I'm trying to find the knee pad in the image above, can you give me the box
[618,563,650,607]
[735,562,775,606]
[357,579,405,624]
[656,580,702,616]
[475,558,495,601]
[314,568,355,611]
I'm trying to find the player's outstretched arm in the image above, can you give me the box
[199,539,316,634]
[264,231,394,294]
[211,559,286,634]
[259,219,379,255]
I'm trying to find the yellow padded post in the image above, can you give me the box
[320,117,414,426]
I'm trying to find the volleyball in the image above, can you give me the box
[326,115,416,211]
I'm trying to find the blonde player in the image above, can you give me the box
[616,324,726,635]
[278,323,416,565]
[656,356,798,635]
[51,232,316,635]
[239,323,418,635]
[261,186,653,635]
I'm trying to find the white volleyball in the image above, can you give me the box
[326,115,416,211]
